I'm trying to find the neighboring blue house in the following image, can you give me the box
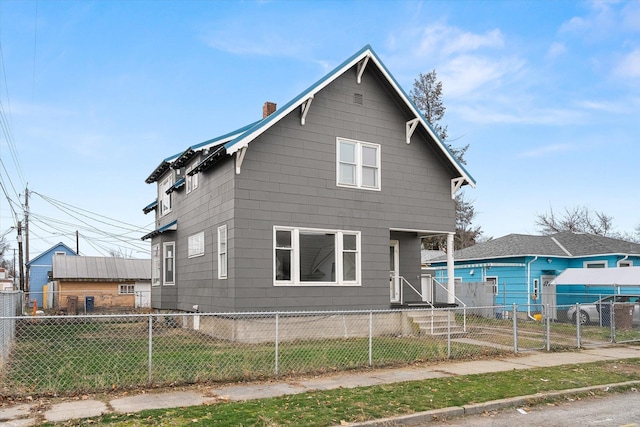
[428,232,640,318]
[26,242,78,308]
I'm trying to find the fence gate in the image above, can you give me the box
[514,304,546,352]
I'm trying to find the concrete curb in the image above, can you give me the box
[342,380,640,426]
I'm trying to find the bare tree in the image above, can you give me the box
[536,206,615,236]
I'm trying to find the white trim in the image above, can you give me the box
[218,225,228,279]
[163,242,175,285]
[223,47,475,190]
[186,161,199,194]
[584,260,607,268]
[151,244,161,287]
[356,56,369,84]
[405,118,419,144]
[159,174,172,216]
[188,232,205,258]
[336,137,381,191]
[273,226,361,287]
[235,147,247,175]
[118,284,135,295]
[300,96,314,125]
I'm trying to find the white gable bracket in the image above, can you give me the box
[451,177,465,199]
[356,56,370,84]
[406,118,419,144]
[235,146,247,175]
[300,96,314,125]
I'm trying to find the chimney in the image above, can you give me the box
[263,101,277,118]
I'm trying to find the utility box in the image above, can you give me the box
[66,296,78,315]
[614,303,635,330]
[85,296,95,313]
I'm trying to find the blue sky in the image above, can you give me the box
[1,0,639,258]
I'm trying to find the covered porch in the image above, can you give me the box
[389,229,459,309]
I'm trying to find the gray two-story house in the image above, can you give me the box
[142,45,475,313]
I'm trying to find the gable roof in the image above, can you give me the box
[52,255,151,281]
[434,232,640,263]
[147,45,475,188]
[26,242,78,266]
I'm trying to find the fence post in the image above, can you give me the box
[546,304,551,351]
[447,309,451,359]
[148,314,153,384]
[275,313,279,375]
[576,303,581,349]
[512,303,518,354]
[611,303,616,343]
[368,311,372,367]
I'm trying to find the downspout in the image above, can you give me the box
[526,256,538,320]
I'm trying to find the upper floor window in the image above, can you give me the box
[337,138,380,190]
[274,226,360,286]
[159,175,172,216]
[619,261,632,267]
[186,163,199,194]
[119,284,135,294]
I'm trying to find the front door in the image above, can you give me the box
[390,240,400,303]
[541,275,557,320]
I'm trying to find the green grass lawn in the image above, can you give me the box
[39,358,640,427]
[2,318,509,396]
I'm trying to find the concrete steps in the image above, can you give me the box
[407,310,466,336]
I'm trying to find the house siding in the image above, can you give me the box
[149,62,459,313]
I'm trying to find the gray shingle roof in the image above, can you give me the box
[52,256,151,281]
[434,232,640,262]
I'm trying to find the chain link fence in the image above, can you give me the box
[1,303,639,397]
[1,291,22,370]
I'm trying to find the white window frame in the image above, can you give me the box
[584,261,607,268]
[118,284,135,295]
[55,251,66,256]
[151,244,161,287]
[218,225,227,279]
[163,242,175,285]
[186,163,199,194]
[619,260,632,267]
[486,276,498,295]
[336,137,381,190]
[188,232,205,258]
[273,226,361,286]
[159,175,172,216]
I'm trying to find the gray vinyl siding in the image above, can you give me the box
[151,64,457,312]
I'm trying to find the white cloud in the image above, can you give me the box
[518,144,574,159]
[455,105,587,126]
[439,54,525,98]
[546,42,567,60]
[614,49,640,78]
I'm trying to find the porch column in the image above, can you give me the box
[446,232,455,304]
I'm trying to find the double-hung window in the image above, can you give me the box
[159,175,172,216]
[218,225,227,279]
[186,163,199,194]
[151,244,161,286]
[274,226,360,286]
[163,242,175,285]
[337,138,380,190]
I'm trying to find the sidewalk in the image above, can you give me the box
[2,346,640,426]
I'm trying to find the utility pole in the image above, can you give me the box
[17,221,24,292]
[24,186,30,293]
[76,230,79,254]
